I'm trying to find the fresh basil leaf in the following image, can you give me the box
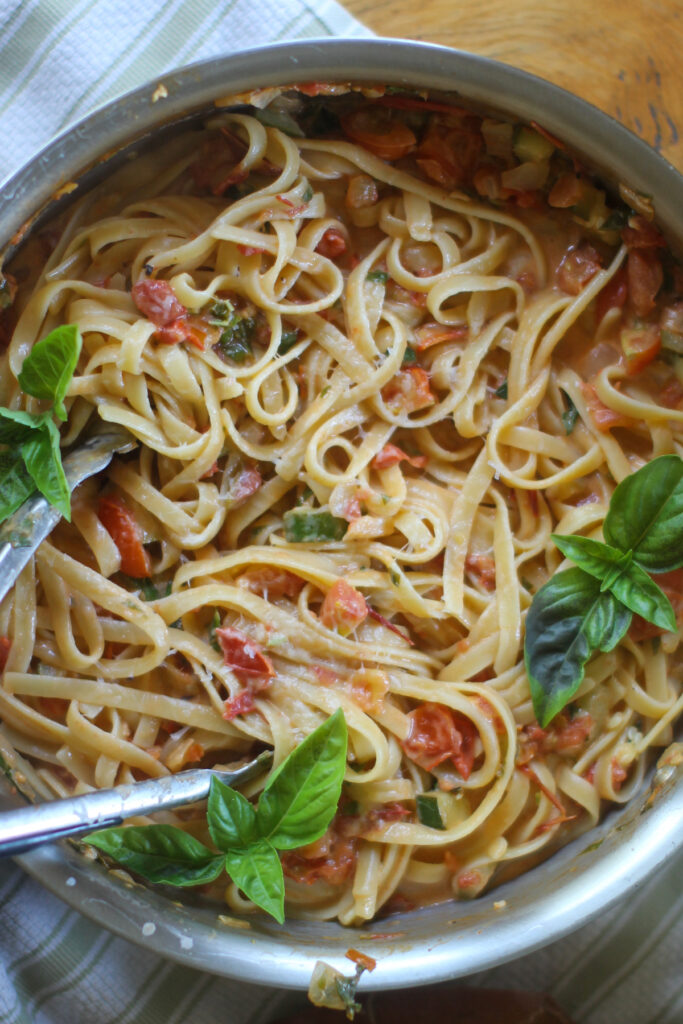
[604,455,683,572]
[494,379,508,399]
[416,794,445,830]
[224,841,285,924]
[0,407,47,444]
[283,509,348,543]
[560,390,579,434]
[0,452,35,519]
[253,106,305,139]
[551,534,632,590]
[525,568,631,726]
[17,324,82,422]
[21,419,70,521]
[607,561,677,632]
[278,329,300,355]
[207,776,258,852]
[87,825,224,886]
[257,708,347,850]
[402,346,417,366]
[366,270,388,284]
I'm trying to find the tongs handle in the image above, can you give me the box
[0,752,271,857]
[0,425,135,605]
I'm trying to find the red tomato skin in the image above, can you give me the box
[320,579,368,635]
[316,228,348,259]
[402,703,477,779]
[98,495,152,579]
[215,626,274,677]
[132,280,186,326]
[372,444,427,470]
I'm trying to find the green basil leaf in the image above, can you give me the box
[560,390,579,434]
[253,106,305,139]
[604,455,683,572]
[494,379,508,399]
[366,270,388,284]
[224,841,285,924]
[17,324,82,422]
[21,419,70,521]
[551,534,632,590]
[0,451,35,519]
[207,776,258,852]
[0,407,47,444]
[283,509,348,543]
[402,346,417,366]
[416,794,445,830]
[87,825,224,886]
[525,568,631,726]
[278,329,300,355]
[607,561,677,632]
[257,708,347,850]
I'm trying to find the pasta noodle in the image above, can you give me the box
[0,87,681,925]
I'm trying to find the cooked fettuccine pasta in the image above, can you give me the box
[0,87,681,924]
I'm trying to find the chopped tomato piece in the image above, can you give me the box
[132,279,186,326]
[621,215,666,250]
[348,668,390,713]
[281,823,357,885]
[627,249,663,318]
[415,115,483,190]
[580,383,633,432]
[345,174,379,209]
[620,324,661,375]
[465,553,496,591]
[387,281,428,307]
[98,494,152,578]
[316,228,348,258]
[547,172,584,208]
[238,567,304,600]
[342,107,417,161]
[413,322,468,350]
[0,636,10,673]
[595,266,628,323]
[363,802,412,831]
[557,245,602,295]
[402,703,478,779]
[215,626,275,677]
[155,315,209,351]
[345,949,377,972]
[320,579,368,636]
[223,690,256,720]
[372,443,427,470]
[382,366,436,414]
[230,466,262,506]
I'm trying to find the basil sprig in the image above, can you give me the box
[0,325,81,522]
[87,709,348,924]
[525,456,683,726]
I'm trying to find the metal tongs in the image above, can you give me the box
[0,752,272,857]
[0,425,273,856]
[0,424,136,604]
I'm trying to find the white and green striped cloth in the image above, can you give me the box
[0,3,681,1021]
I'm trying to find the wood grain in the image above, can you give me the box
[342,0,683,171]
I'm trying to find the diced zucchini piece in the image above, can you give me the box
[513,125,555,163]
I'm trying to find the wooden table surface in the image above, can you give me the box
[342,0,683,172]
